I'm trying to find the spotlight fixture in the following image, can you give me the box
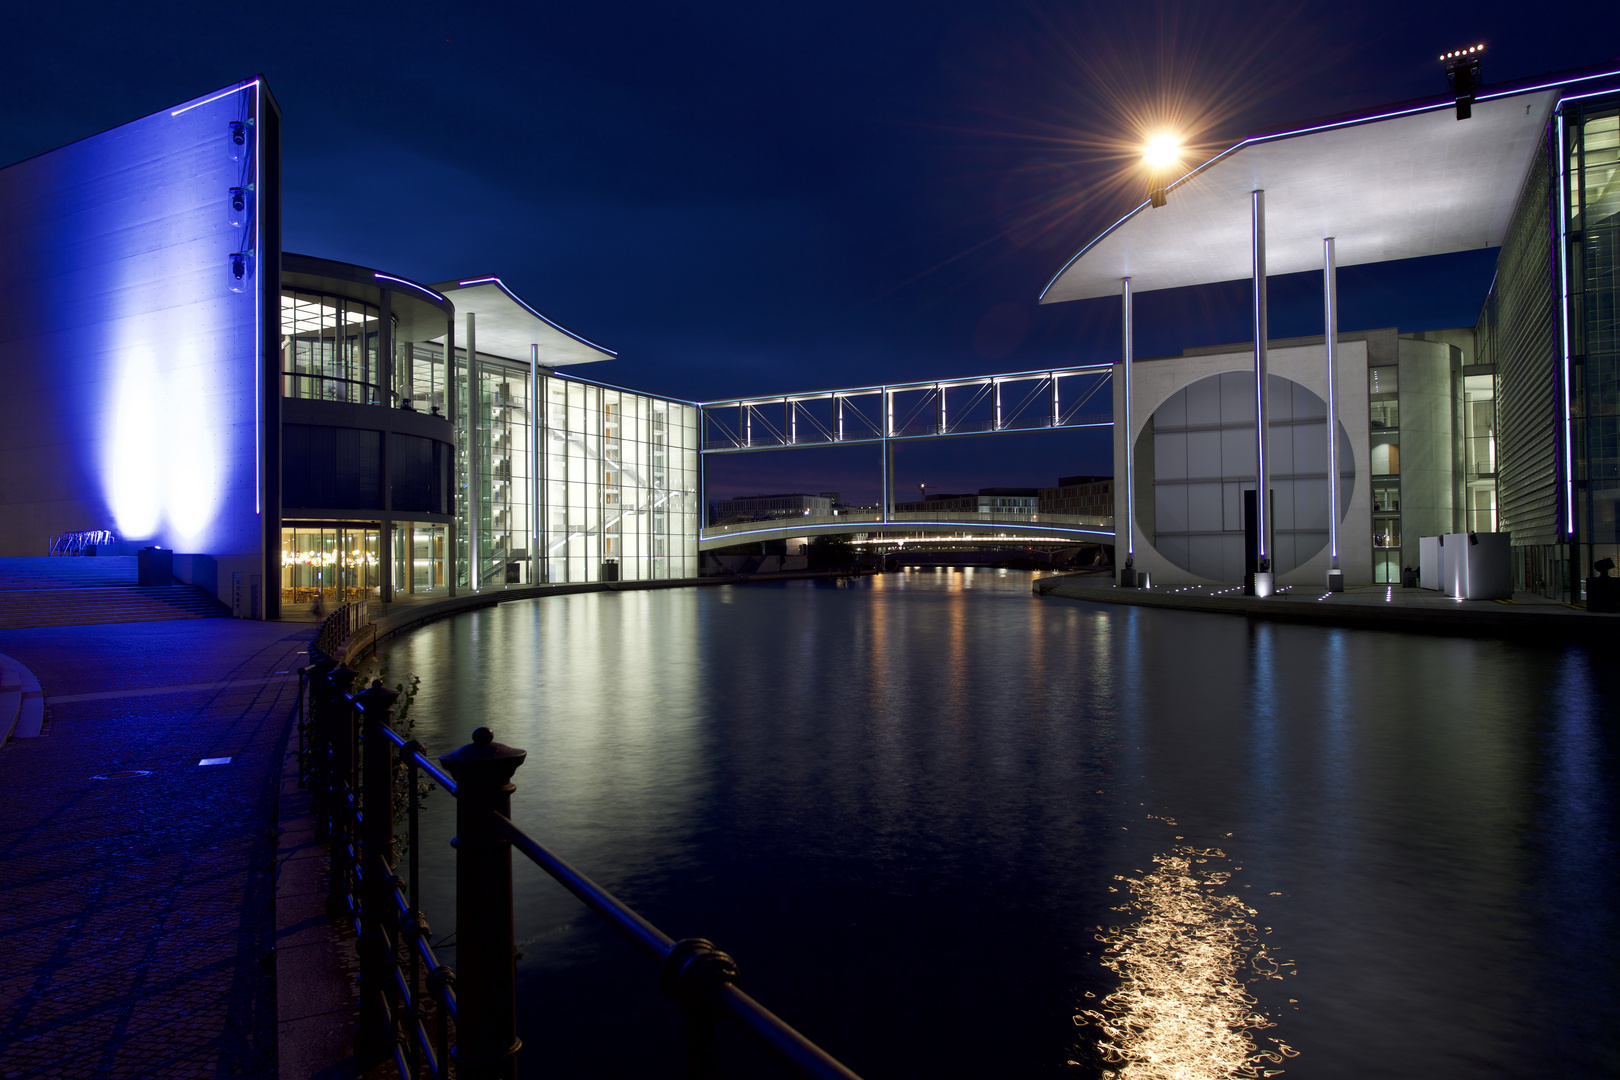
[1442,43,1485,120]
[228,185,250,227]
[228,250,252,293]
[228,120,248,160]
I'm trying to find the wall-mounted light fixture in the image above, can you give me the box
[229,250,252,293]
[228,120,249,160]
[228,185,251,228]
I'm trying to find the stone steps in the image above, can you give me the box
[0,555,138,589]
[0,586,227,630]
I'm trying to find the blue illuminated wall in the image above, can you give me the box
[0,79,281,614]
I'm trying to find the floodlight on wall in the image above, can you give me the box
[228,120,248,160]
[228,185,251,228]
[228,250,252,293]
[1442,44,1484,120]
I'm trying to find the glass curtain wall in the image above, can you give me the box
[1571,107,1620,581]
[282,289,386,404]
[396,341,447,415]
[539,374,698,583]
[1464,374,1499,531]
[477,366,533,585]
[280,523,380,607]
[1369,365,1402,582]
[391,522,448,595]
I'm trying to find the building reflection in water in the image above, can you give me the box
[1078,827,1297,1079]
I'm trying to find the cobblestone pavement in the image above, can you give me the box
[0,619,312,1079]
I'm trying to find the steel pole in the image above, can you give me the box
[1122,277,1134,577]
[1324,237,1340,576]
[1252,190,1270,575]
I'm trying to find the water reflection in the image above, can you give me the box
[1079,830,1296,1079]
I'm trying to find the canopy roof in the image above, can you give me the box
[433,276,617,366]
[1040,62,1620,304]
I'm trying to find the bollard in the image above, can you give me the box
[440,727,526,1080]
[325,663,359,916]
[354,678,401,1065]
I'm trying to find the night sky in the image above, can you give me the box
[3,3,1612,502]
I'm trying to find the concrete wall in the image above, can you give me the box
[1113,337,1373,587]
[0,79,279,612]
[1398,338,1460,556]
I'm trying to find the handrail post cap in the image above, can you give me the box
[661,937,740,1009]
[439,728,526,786]
[354,679,400,711]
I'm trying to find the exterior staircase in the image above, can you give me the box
[0,557,229,629]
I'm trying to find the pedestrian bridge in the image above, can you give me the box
[699,511,1114,551]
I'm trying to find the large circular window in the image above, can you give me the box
[1134,372,1354,579]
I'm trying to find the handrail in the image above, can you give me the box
[305,667,866,1079]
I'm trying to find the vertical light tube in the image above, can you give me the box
[1557,110,1576,555]
[1122,277,1134,561]
[1324,237,1339,568]
[467,311,479,591]
[253,82,262,517]
[1252,190,1270,566]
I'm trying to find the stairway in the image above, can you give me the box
[0,558,229,628]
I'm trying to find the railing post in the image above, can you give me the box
[661,938,740,1080]
[440,728,527,1080]
[355,679,402,1066]
[305,658,336,839]
[325,663,359,917]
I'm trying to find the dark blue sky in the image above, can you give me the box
[3,2,1612,501]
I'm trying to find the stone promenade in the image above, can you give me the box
[0,618,310,1079]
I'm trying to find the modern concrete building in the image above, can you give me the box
[893,488,1039,515]
[0,78,699,619]
[1040,57,1620,599]
[1038,476,1113,518]
[714,493,833,522]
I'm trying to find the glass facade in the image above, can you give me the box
[281,289,387,405]
[1570,107,1620,583]
[392,521,449,595]
[1369,365,1402,583]
[1463,373,1498,531]
[397,342,448,415]
[280,522,380,607]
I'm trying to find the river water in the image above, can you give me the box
[387,571,1618,1079]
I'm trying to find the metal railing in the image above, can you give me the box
[314,599,370,660]
[299,661,866,1080]
[48,529,115,555]
[702,510,1114,539]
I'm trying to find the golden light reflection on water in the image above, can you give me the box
[1076,832,1297,1079]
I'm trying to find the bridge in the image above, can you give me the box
[698,363,1118,548]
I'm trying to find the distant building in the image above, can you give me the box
[894,488,1038,515]
[715,493,832,522]
[1039,476,1113,517]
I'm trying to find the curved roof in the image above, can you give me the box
[433,276,617,366]
[1039,63,1620,304]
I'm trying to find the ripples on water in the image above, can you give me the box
[387,570,1619,1079]
[1076,824,1297,1079]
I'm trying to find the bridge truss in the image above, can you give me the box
[698,363,1117,545]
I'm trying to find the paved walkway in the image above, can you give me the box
[0,618,311,1079]
[1037,571,1619,636]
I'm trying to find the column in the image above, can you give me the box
[1324,237,1343,589]
[1252,190,1273,594]
[445,315,457,597]
[377,287,393,407]
[467,311,479,591]
[1121,277,1135,582]
[530,345,540,586]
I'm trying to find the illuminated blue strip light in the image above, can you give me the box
[375,272,447,304]
[1039,63,1620,302]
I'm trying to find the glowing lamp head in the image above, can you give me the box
[1142,134,1181,171]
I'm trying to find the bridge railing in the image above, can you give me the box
[702,511,1113,540]
[301,660,865,1080]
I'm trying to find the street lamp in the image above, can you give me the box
[1143,133,1181,208]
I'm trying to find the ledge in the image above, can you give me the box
[1033,573,1620,639]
